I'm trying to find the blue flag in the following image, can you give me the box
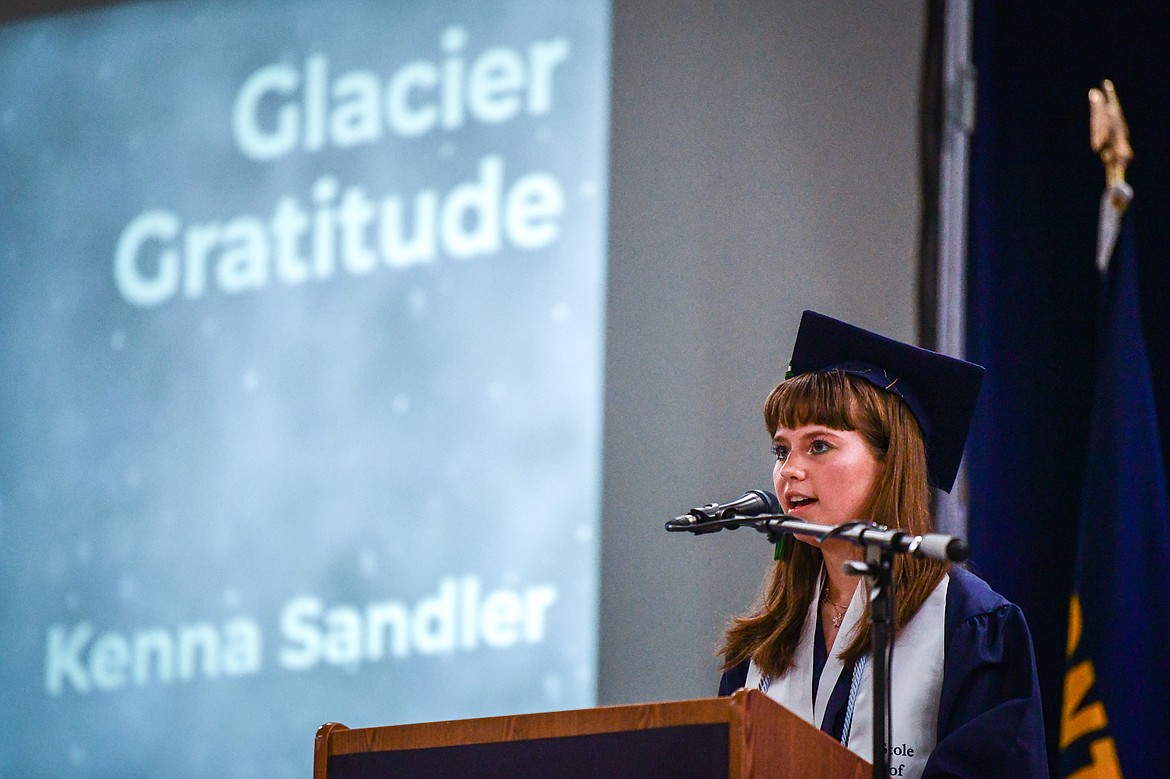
[1060,193,1170,777]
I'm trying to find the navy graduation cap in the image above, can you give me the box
[787,310,985,493]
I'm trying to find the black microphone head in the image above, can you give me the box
[756,489,781,515]
[946,537,970,563]
[716,489,780,519]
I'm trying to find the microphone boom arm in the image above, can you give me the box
[665,513,969,563]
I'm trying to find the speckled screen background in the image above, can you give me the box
[0,1,610,775]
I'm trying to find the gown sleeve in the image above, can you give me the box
[923,575,1049,777]
[718,659,750,696]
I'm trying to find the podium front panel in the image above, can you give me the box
[329,722,730,778]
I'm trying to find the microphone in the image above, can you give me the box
[900,532,970,563]
[665,490,970,562]
[831,524,971,562]
[666,489,780,531]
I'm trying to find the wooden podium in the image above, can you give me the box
[313,689,870,778]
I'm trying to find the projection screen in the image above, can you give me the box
[0,1,611,775]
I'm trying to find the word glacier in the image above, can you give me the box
[232,29,569,160]
[45,576,558,695]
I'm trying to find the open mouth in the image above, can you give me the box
[786,497,818,514]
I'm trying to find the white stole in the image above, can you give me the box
[744,571,949,779]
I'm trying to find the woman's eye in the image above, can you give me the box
[810,439,831,454]
[771,444,788,461]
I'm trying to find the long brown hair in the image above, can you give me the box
[720,370,947,677]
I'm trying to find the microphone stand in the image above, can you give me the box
[845,541,894,779]
[666,513,967,779]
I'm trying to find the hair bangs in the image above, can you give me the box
[764,369,866,435]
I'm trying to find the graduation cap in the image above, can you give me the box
[787,310,985,493]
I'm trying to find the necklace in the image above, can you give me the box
[821,586,850,628]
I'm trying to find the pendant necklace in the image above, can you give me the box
[821,586,850,628]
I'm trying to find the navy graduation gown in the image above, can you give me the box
[718,567,1048,777]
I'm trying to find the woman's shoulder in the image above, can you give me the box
[944,564,1018,625]
[932,567,1048,774]
[718,660,750,696]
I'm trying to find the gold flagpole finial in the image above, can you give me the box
[1089,79,1133,187]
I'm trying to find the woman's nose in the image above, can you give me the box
[777,455,804,480]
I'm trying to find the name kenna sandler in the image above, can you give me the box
[44,575,558,695]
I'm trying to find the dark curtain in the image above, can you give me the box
[916,0,945,349]
[966,3,1170,774]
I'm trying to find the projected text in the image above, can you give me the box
[113,26,572,308]
[231,32,569,158]
[45,575,559,695]
[114,157,563,306]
